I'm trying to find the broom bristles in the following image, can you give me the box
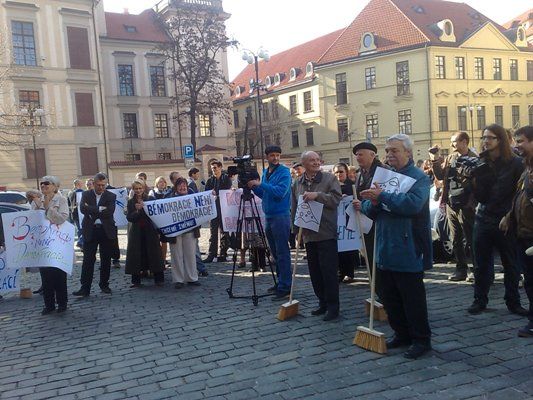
[277,300,300,321]
[353,326,387,354]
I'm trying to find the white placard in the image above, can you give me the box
[294,195,323,233]
[77,188,129,227]
[346,204,373,234]
[2,211,75,274]
[370,167,417,195]
[219,189,266,233]
[0,249,19,293]
[337,196,362,252]
[144,191,217,237]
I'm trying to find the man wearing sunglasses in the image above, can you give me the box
[73,172,117,297]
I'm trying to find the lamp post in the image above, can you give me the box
[461,104,481,140]
[21,105,45,189]
[242,48,270,171]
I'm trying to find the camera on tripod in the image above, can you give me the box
[227,155,258,189]
[456,155,490,179]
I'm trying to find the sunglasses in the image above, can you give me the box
[40,181,51,186]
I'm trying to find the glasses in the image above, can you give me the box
[481,135,498,141]
[40,182,50,186]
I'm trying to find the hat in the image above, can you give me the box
[292,162,302,168]
[352,142,377,155]
[265,145,282,155]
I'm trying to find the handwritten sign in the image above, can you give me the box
[2,211,75,274]
[77,188,129,227]
[219,189,266,233]
[294,195,323,233]
[0,249,19,294]
[371,167,416,195]
[144,191,217,237]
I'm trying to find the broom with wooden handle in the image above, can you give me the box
[353,227,387,354]
[277,227,303,321]
[352,184,387,322]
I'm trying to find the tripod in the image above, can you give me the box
[226,188,277,306]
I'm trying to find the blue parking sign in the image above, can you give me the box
[183,145,194,159]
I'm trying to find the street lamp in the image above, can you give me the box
[20,106,45,189]
[461,104,482,140]
[242,47,270,171]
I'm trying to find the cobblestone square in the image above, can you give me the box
[1,229,532,399]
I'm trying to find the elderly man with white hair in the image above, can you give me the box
[355,134,432,359]
[291,151,342,321]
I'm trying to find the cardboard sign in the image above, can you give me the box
[370,167,416,195]
[0,249,19,294]
[2,210,75,274]
[77,188,129,227]
[219,189,266,233]
[294,195,323,233]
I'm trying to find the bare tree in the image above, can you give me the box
[155,3,236,156]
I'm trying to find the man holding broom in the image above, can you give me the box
[356,134,432,359]
[291,151,342,321]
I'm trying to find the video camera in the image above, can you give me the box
[227,155,258,189]
[455,156,490,179]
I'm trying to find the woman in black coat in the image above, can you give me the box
[333,163,360,283]
[125,179,165,287]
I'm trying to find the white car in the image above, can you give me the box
[0,191,30,209]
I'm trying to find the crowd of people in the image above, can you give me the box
[10,123,533,360]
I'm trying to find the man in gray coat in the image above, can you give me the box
[292,151,342,321]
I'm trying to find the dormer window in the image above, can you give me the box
[413,6,424,14]
[124,25,137,33]
[235,86,244,97]
[289,68,300,81]
[305,62,313,77]
[274,73,281,86]
[265,76,272,88]
[359,32,376,53]
[516,26,528,47]
[435,19,456,43]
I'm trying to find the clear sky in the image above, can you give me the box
[104,0,532,80]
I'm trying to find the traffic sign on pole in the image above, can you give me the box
[183,145,194,159]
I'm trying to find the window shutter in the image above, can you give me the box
[75,93,95,126]
[67,27,91,69]
[25,149,46,179]
[79,147,98,176]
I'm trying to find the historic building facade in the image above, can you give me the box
[232,0,533,165]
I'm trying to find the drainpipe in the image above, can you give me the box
[425,43,433,146]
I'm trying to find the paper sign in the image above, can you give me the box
[219,189,266,233]
[0,249,19,294]
[346,204,373,234]
[370,167,417,195]
[337,196,362,252]
[2,210,75,274]
[294,195,323,233]
[144,191,217,237]
[77,188,129,227]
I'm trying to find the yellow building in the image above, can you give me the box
[232,0,533,165]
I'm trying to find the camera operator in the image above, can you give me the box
[501,126,533,336]
[468,124,527,316]
[204,160,232,263]
[430,132,477,281]
[248,146,293,300]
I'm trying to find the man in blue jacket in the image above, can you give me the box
[248,145,292,300]
[357,134,432,359]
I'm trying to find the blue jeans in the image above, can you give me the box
[265,214,291,293]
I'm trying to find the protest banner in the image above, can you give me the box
[370,167,416,195]
[337,196,363,252]
[0,249,19,294]
[1,211,75,274]
[144,191,217,237]
[294,195,323,233]
[77,188,128,227]
[219,189,266,233]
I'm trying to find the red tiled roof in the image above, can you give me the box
[318,0,503,65]
[503,8,533,38]
[103,10,168,43]
[108,159,185,167]
[197,144,226,153]
[231,29,343,101]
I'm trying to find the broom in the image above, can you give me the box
[277,228,302,321]
[352,184,387,322]
[353,228,387,354]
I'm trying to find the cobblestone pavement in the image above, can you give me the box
[1,229,532,400]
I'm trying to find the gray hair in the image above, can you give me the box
[94,172,108,182]
[300,151,319,161]
[41,175,60,187]
[387,134,413,153]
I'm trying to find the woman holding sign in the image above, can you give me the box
[168,177,200,288]
[125,180,165,287]
[29,176,70,315]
